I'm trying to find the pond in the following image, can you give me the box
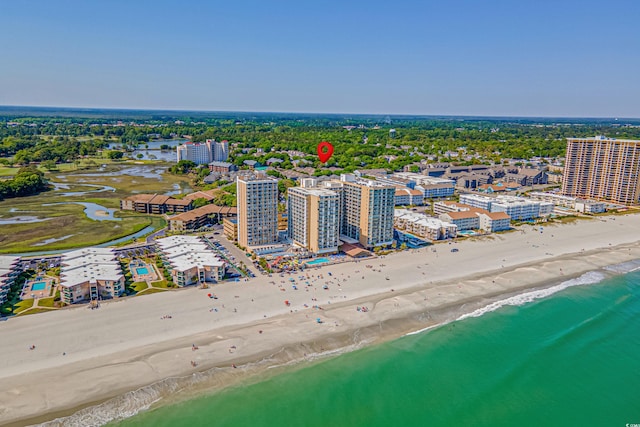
[107,139,187,150]
[0,216,51,225]
[165,182,193,196]
[32,235,75,246]
[42,202,121,221]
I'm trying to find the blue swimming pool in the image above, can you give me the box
[136,267,150,275]
[31,281,47,291]
[306,258,330,265]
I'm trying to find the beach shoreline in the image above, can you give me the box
[2,216,640,426]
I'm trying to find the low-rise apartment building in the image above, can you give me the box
[0,255,22,305]
[223,217,238,241]
[59,248,124,304]
[389,173,455,198]
[434,201,512,232]
[168,205,237,232]
[528,192,606,213]
[208,161,237,174]
[459,194,494,211]
[478,211,511,232]
[156,236,226,286]
[394,209,457,240]
[461,194,551,220]
[394,188,425,206]
[439,211,479,231]
[120,194,193,214]
[575,200,606,213]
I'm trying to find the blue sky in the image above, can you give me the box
[1,0,639,117]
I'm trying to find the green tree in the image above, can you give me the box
[278,179,295,196]
[169,160,196,174]
[106,150,124,160]
[192,197,209,208]
[41,160,58,170]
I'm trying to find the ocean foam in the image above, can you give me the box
[35,377,186,427]
[405,324,441,337]
[456,270,608,322]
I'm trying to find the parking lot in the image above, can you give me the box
[203,234,257,278]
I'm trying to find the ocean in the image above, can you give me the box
[65,265,640,427]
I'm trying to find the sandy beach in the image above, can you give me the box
[2,214,640,426]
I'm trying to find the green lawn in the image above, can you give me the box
[132,282,148,292]
[13,299,34,314]
[150,279,174,289]
[37,297,57,308]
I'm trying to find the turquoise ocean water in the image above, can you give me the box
[98,266,640,426]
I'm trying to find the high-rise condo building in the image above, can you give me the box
[325,174,395,248]
[237,176,279,248]
[288,179,340,254]
[562,136,640,205]
[176,141,212,165]
[212,139,229,162]
[176,139,229,164]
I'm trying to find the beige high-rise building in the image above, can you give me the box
[323,174,395,248]
[562,136,640,205]
[237,176,279,248]
[287,184,340,254]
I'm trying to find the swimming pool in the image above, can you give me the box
[306,258,330,266]
[31,281,47,291]
[457,230,476,236]
[136,267,150,275]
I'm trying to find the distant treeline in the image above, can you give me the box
[0,166,49,200]
[3,112,640,170]
[0,136,106,164]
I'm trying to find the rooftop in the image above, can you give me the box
[0,255,21,270]
[156,236,226,272]
[60,247,122,288]
[395,209,457,229]
[169,204,238,222]
[482,211,511,220]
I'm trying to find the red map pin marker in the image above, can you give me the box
[317,141,334,163]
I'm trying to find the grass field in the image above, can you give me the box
[0,166,21,177]
[0,162,188,253]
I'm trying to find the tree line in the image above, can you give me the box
[0,166,49,200]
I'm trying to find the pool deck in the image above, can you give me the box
[21,277,55,300]
[130,261,159,283]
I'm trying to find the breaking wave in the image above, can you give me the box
[456,270,608,321]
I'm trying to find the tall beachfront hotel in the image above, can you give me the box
[237,176,279,248]
[339,175,395,248]
[287,179,340,254]
[315,174,395,249]
[562,136,640,205]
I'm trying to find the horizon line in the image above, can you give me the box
[0,104,639,121]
